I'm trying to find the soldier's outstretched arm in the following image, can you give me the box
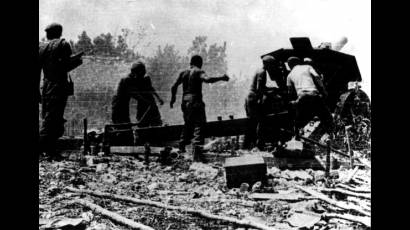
[201,73,229,83]
[170,73,183,108]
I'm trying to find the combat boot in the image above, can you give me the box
[193,146,208,163]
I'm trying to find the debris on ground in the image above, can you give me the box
[40,136,370,230]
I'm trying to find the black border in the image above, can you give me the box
[3,0,39,229]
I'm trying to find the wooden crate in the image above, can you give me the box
[224,156,267,189]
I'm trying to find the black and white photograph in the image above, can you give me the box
[38,0,371,229]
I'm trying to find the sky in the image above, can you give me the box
[39,0,371,97]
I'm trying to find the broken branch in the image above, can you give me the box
[66,187,276,230]
[345,166,359,183]
[72,199,154,230]
[319,188,371,200]
[293,185,370,217]
[322,213,370,228]
[336,184,370,193]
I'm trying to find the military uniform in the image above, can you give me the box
[39,38,73,154]
[243,68,285,149]
[173,67,207,149]
[287,64,333,134]
[112,74,162,127]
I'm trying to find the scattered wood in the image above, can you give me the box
[336,184,370,193]
[249,193,318,202]
[66,187,277,230]
[355,175,370,184]
[352,177,370,185]
[319,188,371,200]
[285,212,321,228]
[110,146,177,156]
[72,198,155,230]
[322,213,370,228]
[346,197,371,212]
[344,166,359,183]
[357,158,371,169]
[293,185,370,217]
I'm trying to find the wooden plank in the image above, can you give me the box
[106,112,289,144]
[249,193,317,201]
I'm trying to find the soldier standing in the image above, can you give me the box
[242,55,284,150]
[286,56,333,141]
[112,61,164,127]
[170,55,229,162]
[39,23,79,160]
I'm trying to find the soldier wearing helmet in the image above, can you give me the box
[112,61,164,127]
[242,55,285,150]
[39,23,77,161]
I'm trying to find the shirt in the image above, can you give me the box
[266,71,279,88]
[286,65,319,97]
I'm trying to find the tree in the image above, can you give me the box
[146,44,185,92]
[75,31,94,54]
[187,36,230,118]
[93,33,115,56]
[187,36,208,60]
[187,36,227,77]
[115,35,128,57]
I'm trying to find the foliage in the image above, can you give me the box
[43,29,250,136]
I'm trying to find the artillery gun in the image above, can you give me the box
[98,37,370,156]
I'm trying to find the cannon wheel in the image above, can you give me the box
[335,89,371,123]
[334,89,371,150]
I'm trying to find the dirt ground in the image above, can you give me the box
[39,143,370,230]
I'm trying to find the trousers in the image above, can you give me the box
[39,94,68,154]
[180,98,206,148]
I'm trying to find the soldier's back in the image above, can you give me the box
[181,67,204,97]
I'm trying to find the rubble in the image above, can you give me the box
[40,143,370,230]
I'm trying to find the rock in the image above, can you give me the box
[86,223,111,230]
[101,173,116,184]
[251,181,262,193]
[189,162,218,180]
[85,156,95,166]
[81,211,94,222]
[47,186,61,197]
[240,183,249,192]
[177,173,189,182]
[284,170,313,181]
[163,166,172,172]
[314,170,326,182]
[330,170,339,179]
[47,218,87,230]
[147,183,159,191]
[285,212,321,228]
[96,163,108,173]
[267,167,281,178]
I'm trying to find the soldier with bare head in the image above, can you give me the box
[286,56,333,141]
[170,55,229,162]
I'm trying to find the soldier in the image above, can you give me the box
[170,55,229,162]
[112,61,164,127]
[286,56,333,141]
[304,57,324,80]
[242,55,285,150]
[39,23,79,160]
